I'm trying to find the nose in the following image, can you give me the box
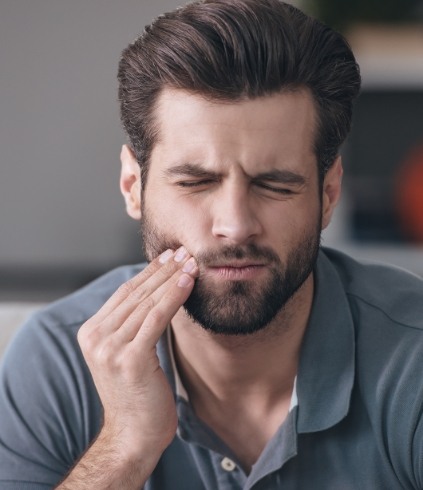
[211,183,262,244]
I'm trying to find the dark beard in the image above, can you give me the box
[141,212,321,336]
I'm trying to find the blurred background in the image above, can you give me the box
[1,0,423,302]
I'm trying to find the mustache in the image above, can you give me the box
[192,244,280,267]
[143,225,280,266]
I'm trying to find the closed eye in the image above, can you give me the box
[176,179,216,188]
[253,182,296,195]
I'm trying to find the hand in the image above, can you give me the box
[77,247,198,464]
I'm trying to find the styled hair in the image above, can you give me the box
[118,0,361,185]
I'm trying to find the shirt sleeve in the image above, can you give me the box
[412,406,423,489]
[0,310,102,488]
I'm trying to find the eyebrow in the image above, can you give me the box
[163,163,221,179]
[163,163,307,186]
[252,169,307,186]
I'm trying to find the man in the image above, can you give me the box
[1,0,422,488]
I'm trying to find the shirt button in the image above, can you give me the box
[221,457,237,472]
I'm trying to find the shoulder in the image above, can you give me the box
[321,247,423,331]
[3,263,147,364]
[2,262,147,392]
[2,262,147,427]
[0,263,146,484]
[321,248,423,420]
[322,249,423,483]
[35,263,146,329]
[1,262,148,399]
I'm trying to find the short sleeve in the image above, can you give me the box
[0,311,102,488]
[412,408,423,489]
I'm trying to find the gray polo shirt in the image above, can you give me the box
[1,248,423,489]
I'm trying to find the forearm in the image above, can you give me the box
[55,429,162,489]
[57,249,196,489]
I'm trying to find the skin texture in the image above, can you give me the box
[57,88,342,486]
[140,206,321,336]
[57,249,199,488]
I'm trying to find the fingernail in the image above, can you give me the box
[178,274,193,288]
[159,249,173,264]
[182,257,197,273]
[174,246,188,263]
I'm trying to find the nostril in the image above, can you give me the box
[212,217,261,243]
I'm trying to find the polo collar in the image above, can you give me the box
[296,249,356,433]
[158,248,356,435]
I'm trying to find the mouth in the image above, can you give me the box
[205,262,267,280]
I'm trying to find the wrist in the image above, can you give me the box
[97,423,167,472]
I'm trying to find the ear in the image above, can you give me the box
[120,144,142,220]
[321,156,343,230]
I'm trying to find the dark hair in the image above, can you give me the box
[118,0,361,185]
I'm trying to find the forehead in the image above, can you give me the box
[150,87,317,175]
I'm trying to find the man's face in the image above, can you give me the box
[136,88,336,335]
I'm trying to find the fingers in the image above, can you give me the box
[119,268,195,348]
[78,247,198,348]
[90,248,182,323]
[126,247,195,310]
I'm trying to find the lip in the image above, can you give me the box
[206,263,267,280]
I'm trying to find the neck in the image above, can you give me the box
[171,273,314,407]
[171,274,314,472]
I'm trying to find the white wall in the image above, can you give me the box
[0,0,182,275]
[1,0,422,300]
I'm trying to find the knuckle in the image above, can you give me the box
[146,306,165,327]
[138,295,156,313]
[161,259,180,275]
[128,286,149,304]
[165,281,186,302]
[122,279,151,304]
[117,280,136,298]
[77,323,98,352]
[153,259,179,282]
[76,326,86,345]
[96,338,118,367]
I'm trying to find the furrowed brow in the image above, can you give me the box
[253,169,307,186]
[163,163,219,179]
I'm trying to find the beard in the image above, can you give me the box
[141,210,321,336]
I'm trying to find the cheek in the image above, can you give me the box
[263,200,321,243]
[153,197,211,245]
